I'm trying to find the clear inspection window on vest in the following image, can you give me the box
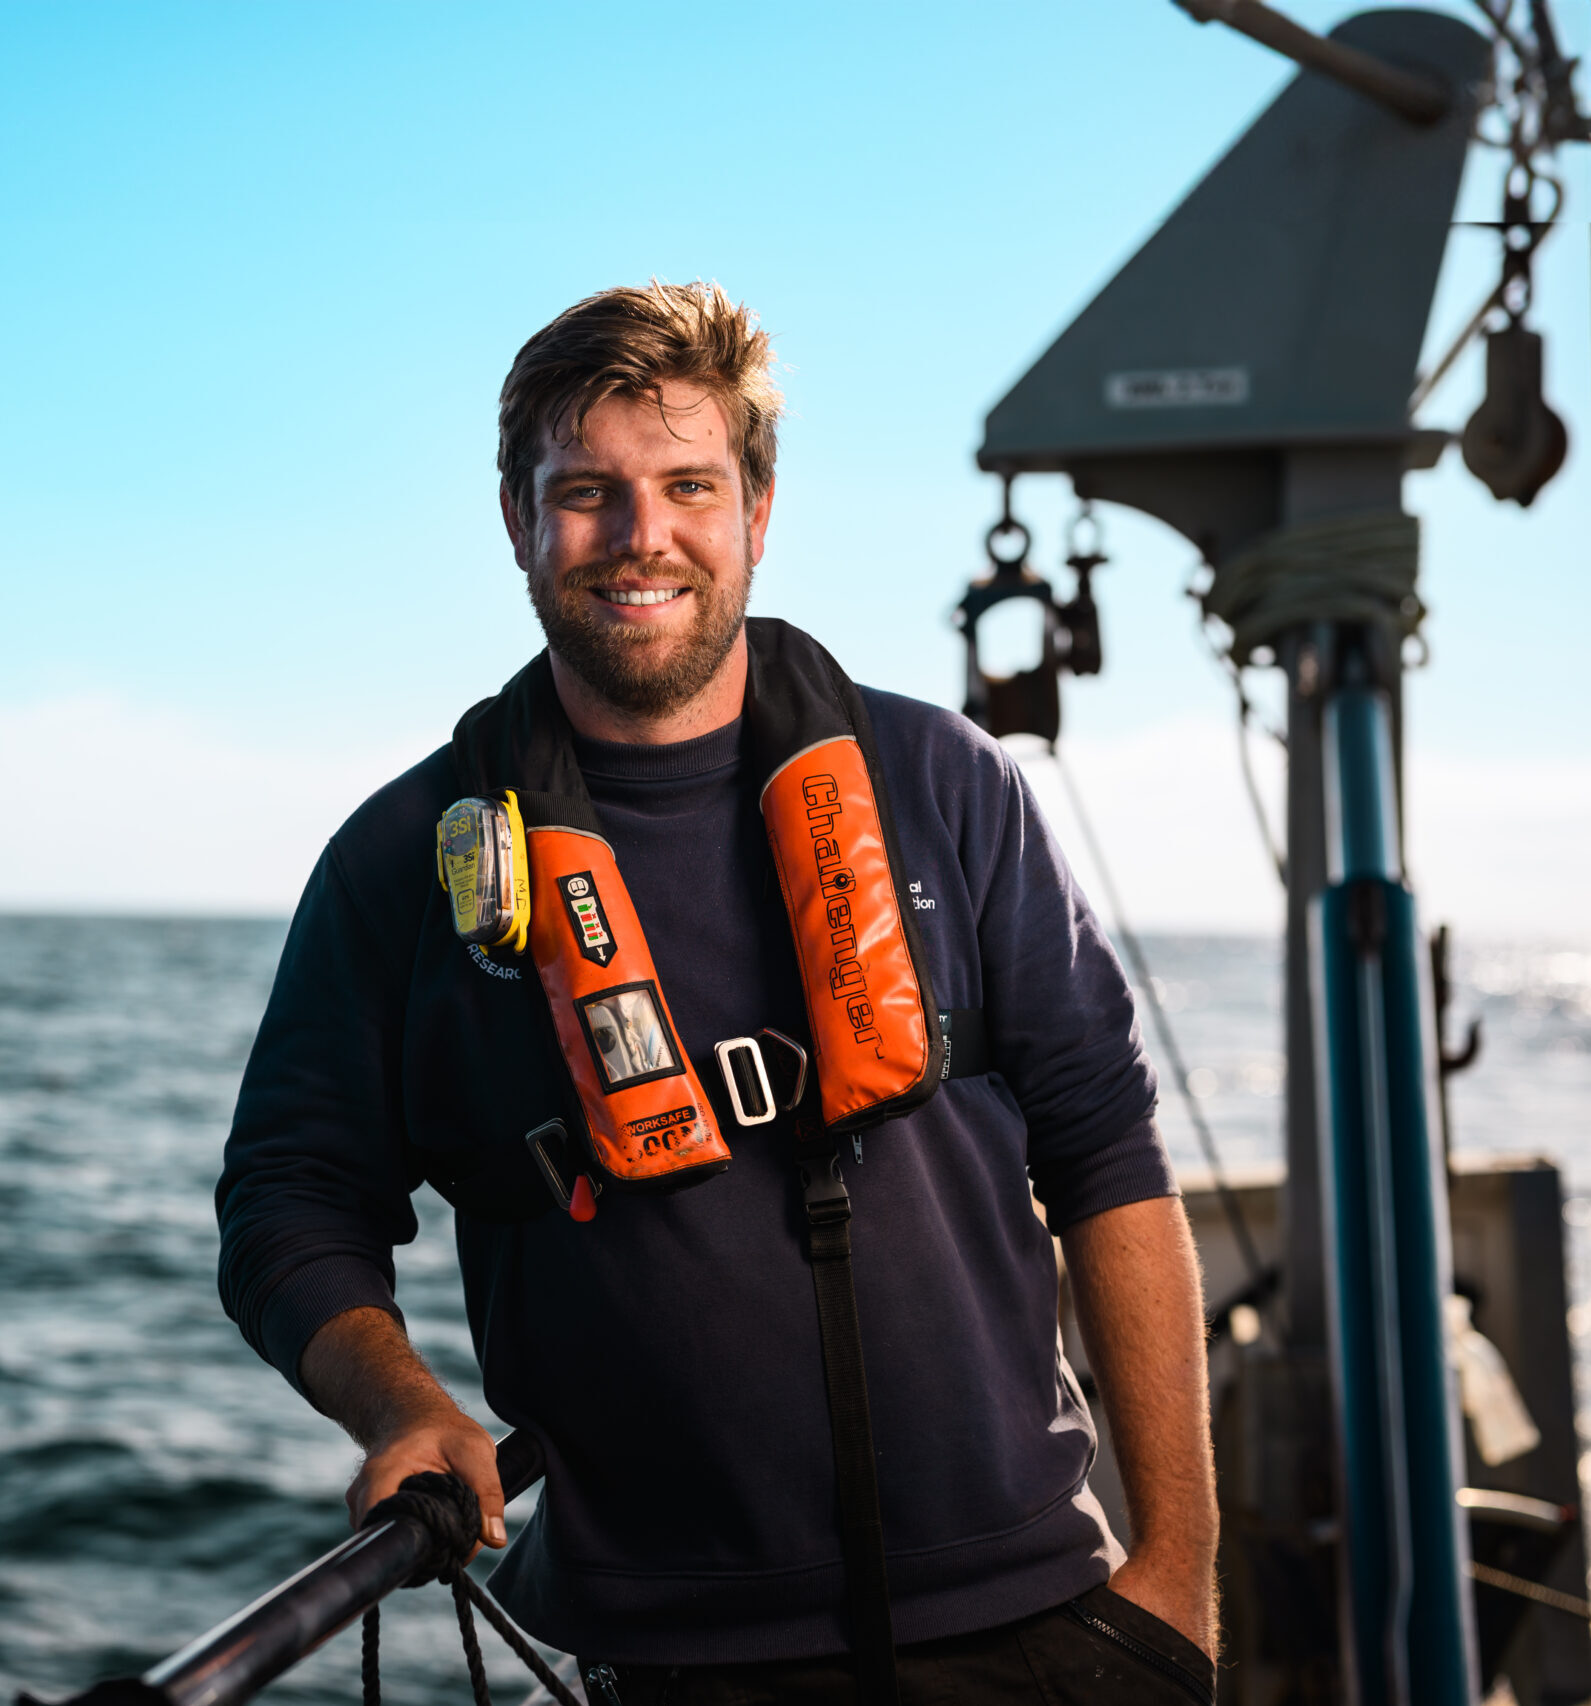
[579,984,680,1088]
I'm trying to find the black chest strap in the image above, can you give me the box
[797,1127,900,1706]
[792,1009,986,1702]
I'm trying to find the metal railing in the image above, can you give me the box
[16,1432,547,1706]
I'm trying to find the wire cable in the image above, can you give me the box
[1189,564,1289,889]
[1219,654,1288,888]
[1234,689,1287,887]
[1052,752,1268,1287]
[1468,1560,1591,1622]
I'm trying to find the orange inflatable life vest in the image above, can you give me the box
[438,619,945,1205]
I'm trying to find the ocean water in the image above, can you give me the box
[2,915,1588,1705]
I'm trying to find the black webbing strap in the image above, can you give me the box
[799,1141,900,1706]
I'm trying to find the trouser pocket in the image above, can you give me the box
[1057,1585,1214,1705]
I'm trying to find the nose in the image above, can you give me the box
[607,485,672,564]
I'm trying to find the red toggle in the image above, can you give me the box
[569,1175,598,1222]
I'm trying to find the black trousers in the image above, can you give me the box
[579,1585,1216,1705]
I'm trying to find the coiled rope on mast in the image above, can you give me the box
[1198,510,1425,669]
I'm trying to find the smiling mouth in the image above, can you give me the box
[594,587,687,607]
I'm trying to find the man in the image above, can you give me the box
[218,281,1218,1704]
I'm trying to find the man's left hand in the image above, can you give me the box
[1107,1547,1218,1661]
[1060,1198,1221,1662]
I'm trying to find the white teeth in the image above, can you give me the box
[600,587,683,606]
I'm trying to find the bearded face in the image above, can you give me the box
[525,545,754,719]
[513,382,772,730]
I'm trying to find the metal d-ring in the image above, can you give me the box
[985,517,1032,569]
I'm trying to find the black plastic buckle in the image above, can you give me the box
[526,1118,576,1210]
[526,1118,602,1218]
[800,1151,852,1226]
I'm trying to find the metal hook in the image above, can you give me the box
[1065,501,1107,571]
[984,476,1033,570]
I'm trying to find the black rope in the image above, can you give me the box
[450,1571,494,1706]
[362,1472,483,1586]
[356,1472,583,1706]
[457,1571,584,1706]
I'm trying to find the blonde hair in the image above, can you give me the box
[498,280,783,518]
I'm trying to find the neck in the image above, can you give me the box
[548,633,749,745]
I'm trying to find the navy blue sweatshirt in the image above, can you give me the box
[217,687,1172,1663]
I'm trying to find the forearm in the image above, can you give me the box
[301,1306,457,1446]
[301,1306,507,1550]
[1061,1196,1218,1647]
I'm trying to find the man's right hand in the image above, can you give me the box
[300,1306,508,1558]
[346,1402,508,1556]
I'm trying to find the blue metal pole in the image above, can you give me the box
[1311,645,1477,1706]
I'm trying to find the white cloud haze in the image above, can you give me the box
[2,694,1584,943]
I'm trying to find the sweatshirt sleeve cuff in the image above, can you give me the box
[257,1254,407,1400]
[1029,1115,1179,1231]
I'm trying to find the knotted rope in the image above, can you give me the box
[1199,510,1425,666]
[358,1473,581,1706]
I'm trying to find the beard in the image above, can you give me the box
[527,548,754,719]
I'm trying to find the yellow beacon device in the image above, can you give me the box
[436,790,532,955]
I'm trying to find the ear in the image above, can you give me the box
[500,481,530,566]
[747,474,776,567]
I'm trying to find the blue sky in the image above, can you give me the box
[3,1,1588,933]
